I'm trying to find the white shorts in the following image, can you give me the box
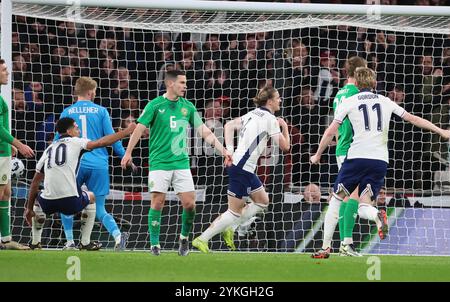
[336,155,347,171]
[0,157,11,185]
[148,169,195,194]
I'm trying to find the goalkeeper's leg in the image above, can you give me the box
[86,169,124,247]
[60,214,75,248]
[95,195,124,248]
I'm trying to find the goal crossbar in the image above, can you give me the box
[12,0,450,16]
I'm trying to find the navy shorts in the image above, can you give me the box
[37,187,90,215]
[227,165,263,199]
[333,158,387,200]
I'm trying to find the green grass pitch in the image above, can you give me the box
[1,250,450,282]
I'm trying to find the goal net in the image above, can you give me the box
[5,1,450,255]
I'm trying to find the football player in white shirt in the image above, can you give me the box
[193,87,290,253]
[311,67,450,256]
[24,117,135,250]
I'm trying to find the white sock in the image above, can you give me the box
[232,202,268,231]
[358,204,382,228]
[199,210,240,242]
[115,234,121,245]
[32,205,46,245]
[344,237,353,245]
[1,236,12,243]
[322,195,342,249]
[80,203,96,246]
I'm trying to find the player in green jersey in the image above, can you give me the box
[312,56,387,258]
[0,58,34,250]
[121,70,232,256]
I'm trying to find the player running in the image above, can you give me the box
[310,67,450,256]
[192,86,290,253]
[312,56,388,259]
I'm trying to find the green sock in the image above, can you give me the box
[181,208,196,238]
[0,201,11,239]
[148,208,162,246]
[338,202,347,242]
[343,199,359,240]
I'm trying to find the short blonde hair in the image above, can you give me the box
[75,77,97,96]
[355,67,376,90]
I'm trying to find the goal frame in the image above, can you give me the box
[2,0,450,253]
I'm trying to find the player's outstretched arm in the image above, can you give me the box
[310,120,340,164]
[121,123,147,169]
[197,124,232,165]
[87,123,136,150]
[102,108,126,158]
[403,112,450,140]
[24,172,45,226]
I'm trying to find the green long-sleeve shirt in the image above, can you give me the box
[0,96,13,157]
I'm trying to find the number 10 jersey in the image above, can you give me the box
[36,137,90,199]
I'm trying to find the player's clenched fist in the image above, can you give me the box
[310,154,321,165]
[277,117,288,129]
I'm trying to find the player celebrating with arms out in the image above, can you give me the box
[0,58,34,250]
[25,118,136,250]
[312,56,388,259]
[121,70,232,256]
[193,86,290,253]
[310,67,450,256]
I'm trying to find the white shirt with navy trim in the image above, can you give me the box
[232,107,280,173]
[36,137,90,200]
[334,91,406,163]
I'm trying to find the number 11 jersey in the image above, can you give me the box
[334,90,406,163]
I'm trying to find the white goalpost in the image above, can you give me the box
[2,0,450,254]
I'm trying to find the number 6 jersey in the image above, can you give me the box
[36,136,90,199]
[333,90,406,163]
